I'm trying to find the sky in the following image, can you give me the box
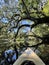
[1,18,8,23]
[0,0,32,24]
[0,0,32,32]
[13,20,31,33]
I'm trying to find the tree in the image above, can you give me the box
[0,0,49,64]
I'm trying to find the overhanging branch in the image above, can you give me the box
[22,0,30,17]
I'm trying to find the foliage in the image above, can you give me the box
[0,0,49,64]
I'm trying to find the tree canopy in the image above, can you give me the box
[0,0,49,64]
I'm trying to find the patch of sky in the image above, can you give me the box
[20,20,33,25]
[12,20,31,33]
[22,27,30,32]
[16,0,18,2]
[14,28,17,33]
[19,20,32,32]
[0,0,5,8]
[0,0,18,5]
[0,0,4,5]
[13,27,30,33]
[0,0,4,3]
[1,18,8,23]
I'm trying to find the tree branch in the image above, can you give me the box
[22,0,30,17]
